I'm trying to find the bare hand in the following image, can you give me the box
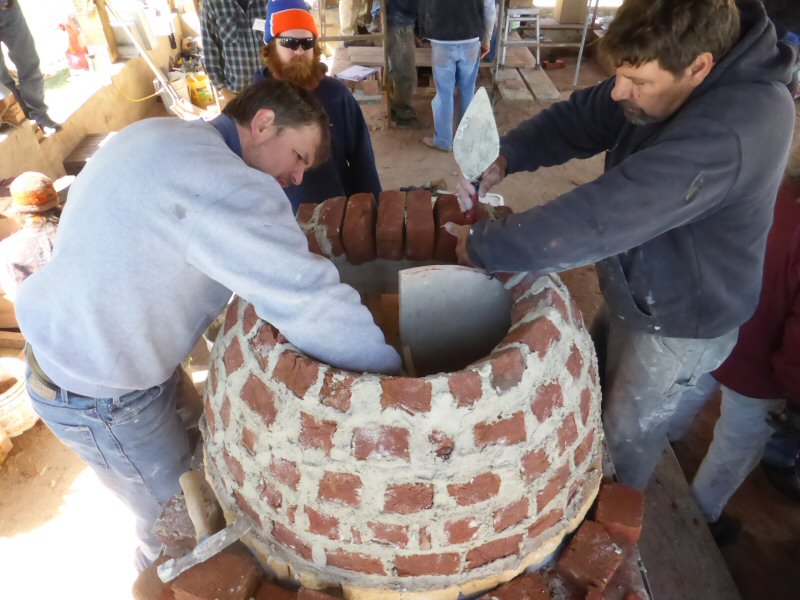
[480,41,490,59]
[443,223,475,267]
[455,155,508,211]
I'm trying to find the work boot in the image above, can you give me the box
[36,114,62,134]
[761,461,800,502]
[707,512,742,546]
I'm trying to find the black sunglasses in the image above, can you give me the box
[277,36,316,51]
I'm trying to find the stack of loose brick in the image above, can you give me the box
[133,548,344,600]
[0,93,27,127]
[296,190,513,264]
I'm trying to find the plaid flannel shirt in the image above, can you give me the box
[201,0,267,93]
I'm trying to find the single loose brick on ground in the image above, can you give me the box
[557,520,624,591]
[594,482,645,545]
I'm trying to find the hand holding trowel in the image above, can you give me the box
[453,87,500,223]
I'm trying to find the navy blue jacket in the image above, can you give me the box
[254,68,381,211]
[468,0,796,339]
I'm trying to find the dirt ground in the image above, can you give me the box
[1,55,799,600]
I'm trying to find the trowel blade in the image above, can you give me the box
[156,519,251,583]
[399,265,511,376]
[453,88,500,182]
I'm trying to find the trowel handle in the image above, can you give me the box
[463,189,479,224]
[179,470,213,541]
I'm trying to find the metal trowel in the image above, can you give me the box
[453,87,500,222]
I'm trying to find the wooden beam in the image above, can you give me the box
[519,67,561,103]
[493,68,534,102]
[341,45,535,69]
[639,446,741,600]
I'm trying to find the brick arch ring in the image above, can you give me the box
[201,191,604,599]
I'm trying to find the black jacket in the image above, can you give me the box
[418,0,484,41]
[468,0,796,339]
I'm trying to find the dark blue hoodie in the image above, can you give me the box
[468,0,796,339]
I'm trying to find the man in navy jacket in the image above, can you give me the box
[255,0,381,210]
[449,0,796,489]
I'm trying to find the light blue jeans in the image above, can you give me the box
[599,314,738,489]
[25,362,191,562]
[430,40,481,150]
[668,373,784,521]
[0,1,49,122]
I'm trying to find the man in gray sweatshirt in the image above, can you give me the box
[15,79,401,568]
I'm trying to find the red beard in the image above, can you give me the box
[265,48,326,91]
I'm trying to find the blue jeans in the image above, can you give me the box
[762,406,800,467]
[0,1,50,122]
[430,40,481,150]
[25,363,191,558]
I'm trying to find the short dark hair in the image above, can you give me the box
[600,0,740,76]
[223,78,331,165]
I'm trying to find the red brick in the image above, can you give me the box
[223,297,239,335]
[395,553,461,577]
[466,534,523,570]
[242,303,259,334]
[477,572,551,600]
[233,491,262,527]
[170,550,261,600]
[494,497,529,532]
[566,344,584,380]
[448,370,483,407]
[368,522,409,547]
[489,348,526,393]
[207,362,218,398]
[594,483,644,545]
[624,592,644,600]
[569,478,585,506]
[586,586,604,600]
[223,450,244,486]
[241,426,257,455]
[433,194,465,262]
[319,472,362,507]
[531,382,564,422]
[508,274,537,301]
[132,557,173,600]
[491,205,514,220]
[474,412,526,448]
[326,549,386,575]
[274,351,320,399]
[384,482,434,514]
[580,388,592,426]
[249,322,283,371]
[220,395,232,429]
[351,527,362,544]
[270,458,300,490]
[538,463,570,510]
[303,229,324,255]
[296,202,318,227]
[376,190,405,260]
[445,517,480,544]
[353,425,410,461]
[342,192,377,264]
[557,520,624,591]
[320,370,354,412]
[557,414,579,452]
[287,506,297,524]
[253,581,297,600]
[448,472,501,506]
[528,507,563,539]
[419,526,432,550]
[380,377,432,414]
[521,448,551,483]
[405,189,435,260]
[223,337,244,375]
[511,289,555,324]
[574,429,596,467]
[305,507,339,540]
[319,195,347,256]
[501,318,561,357]
[204,398,217,436]
[257,478,283,509]
[299,412,337,455]
[429,430,455,459]
[273,522,313,561]
[474,201,492,222]
[241,374,276,427]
